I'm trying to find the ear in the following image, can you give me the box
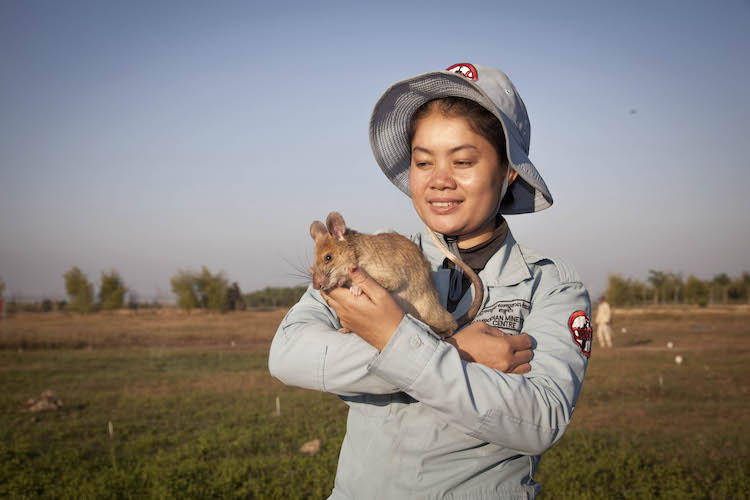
[325,212,347,241]
[507,167,519,186]
[310,221,328,241]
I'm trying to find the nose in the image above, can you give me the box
[429,162,457,190]
[311,272,321,290]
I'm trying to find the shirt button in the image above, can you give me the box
[410,336,422,348]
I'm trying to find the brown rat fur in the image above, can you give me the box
[309,212,484,337]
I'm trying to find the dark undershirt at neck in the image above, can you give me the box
[444,216,509,313]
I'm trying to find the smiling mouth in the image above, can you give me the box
[430,201,461,207]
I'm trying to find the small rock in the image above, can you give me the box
[25,389,63,412]
[675,355,683,365]
[300,439,321,456]
[667,342,674,349]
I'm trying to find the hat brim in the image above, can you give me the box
[369,70,552,214]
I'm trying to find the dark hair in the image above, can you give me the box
[407,97,509,168]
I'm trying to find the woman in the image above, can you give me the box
[269,63,591,499]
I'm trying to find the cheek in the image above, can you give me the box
[460,167,501,207]
[408,168,425,198]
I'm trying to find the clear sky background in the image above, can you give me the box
[1,0,749,302]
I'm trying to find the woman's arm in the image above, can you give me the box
[268,285,401,396]
[327,266,590,456]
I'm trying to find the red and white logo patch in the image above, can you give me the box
[446,63,478,81]
[568,311,592,358]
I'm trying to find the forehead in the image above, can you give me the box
[411,111,490,148]
[315,235,336,254]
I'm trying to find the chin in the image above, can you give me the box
[425,218,464,237]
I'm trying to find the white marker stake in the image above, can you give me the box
[275,396,281,417]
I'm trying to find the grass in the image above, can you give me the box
[0,306,748,499]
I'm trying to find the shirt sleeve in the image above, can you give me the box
[268,286,401,396]
[367,280,590,456]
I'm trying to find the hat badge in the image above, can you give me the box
[446,63,478,81]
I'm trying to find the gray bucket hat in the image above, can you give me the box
[369,63,552,214]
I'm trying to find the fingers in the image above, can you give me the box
[320,290,336,309]
[511,363,531,375]
[347,266,387,299]
[508,334,532,374]
[514,347,533,365]
[509,333,533,350]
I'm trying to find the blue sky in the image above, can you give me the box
[1,0,749,301]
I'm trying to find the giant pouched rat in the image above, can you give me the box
[309,211,483,337]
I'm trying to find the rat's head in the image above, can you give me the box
[309,212,356,292]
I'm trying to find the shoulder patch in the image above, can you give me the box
[568,311,592,358]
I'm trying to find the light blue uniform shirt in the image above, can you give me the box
[269,228,591,499]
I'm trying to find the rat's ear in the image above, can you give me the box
[326,212,347,241]
[310,221,328,241]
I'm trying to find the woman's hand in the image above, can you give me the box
[321,266,404,351]
[446,322,533,374]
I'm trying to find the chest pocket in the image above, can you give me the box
[472,289,532,334]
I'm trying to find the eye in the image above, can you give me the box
[455,161,473,167]
[325,254,332,262]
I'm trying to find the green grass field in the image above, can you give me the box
[1,307,748,499]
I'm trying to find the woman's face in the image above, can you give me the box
[409,108,508,248]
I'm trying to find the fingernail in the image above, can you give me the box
[349,265,359,273]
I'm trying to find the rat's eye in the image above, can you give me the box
[325,254,332,262]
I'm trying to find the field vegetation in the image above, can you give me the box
[1,306,748,499]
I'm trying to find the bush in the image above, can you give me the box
[244,286,307,308]
[227,282,246,311]
[63,267,95,313]
[171,267,229,312]
[99,271,127,310]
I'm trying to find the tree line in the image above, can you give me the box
[0,268,309,314]
[6,267,747,313]
[605,270,750,307]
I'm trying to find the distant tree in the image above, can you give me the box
[727,278,747,303]
[0,277,5,298]
[244,286,307,308]
[196,266,229,312]
[171,270,200,311]
[171,267,229,312]
[605,274,631,307]
[712,273,731,305]
[227,282,246,311]
[684,275,709,306]
[648,270,666,304]
[631,280,650,305]
[63,266,95,313]
[99,270,127,310]
[41,298,54,312]
[663,272,683,304]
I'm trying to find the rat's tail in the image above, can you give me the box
[427,228,484,330]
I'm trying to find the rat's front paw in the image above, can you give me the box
[350,284,362,297]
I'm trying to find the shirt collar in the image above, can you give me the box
[418,226,532,287]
